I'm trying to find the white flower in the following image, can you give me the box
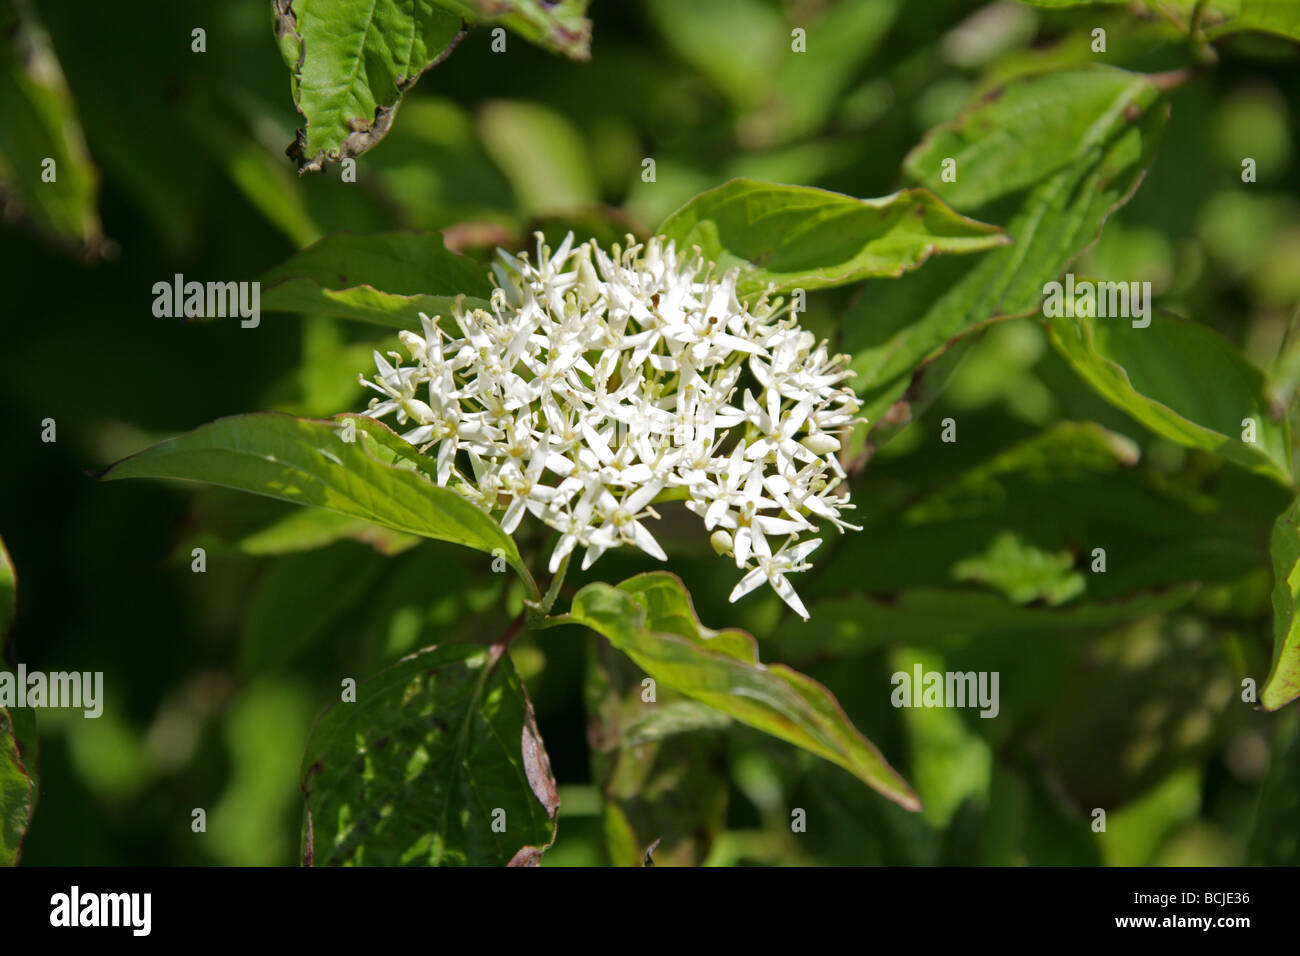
[353,232,865,615]
[728,536,823,621]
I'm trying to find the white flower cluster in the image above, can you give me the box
[356,233,863,619]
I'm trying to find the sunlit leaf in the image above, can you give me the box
[658,178,1007,298]
[301,642,558,865]
[274,0,466,170]
[564,572,920,810]
[1046,306,1292,484]
[99,413,530,587]
[1264,497,1300,710]
[903,65,1162,210]
[850,67,1170,436]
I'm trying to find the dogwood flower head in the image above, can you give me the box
[354,232,864,620]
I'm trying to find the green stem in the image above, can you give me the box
[508,552,542,607]
[538,551,571,616]
[1188,0,1220,65]
[1190,0,1209,36]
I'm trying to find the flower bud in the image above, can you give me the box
[577,254,601,306]
[710,529,734,556]
[399,330,427,363]
[801,432,841,455]
[400,397,435,424]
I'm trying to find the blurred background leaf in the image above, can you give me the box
[0,0,101,257]
[2,0,1298,867]
[585,639,730,866]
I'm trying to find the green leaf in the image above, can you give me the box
[477,101,599,217]
[645,0,897,143]
[1266,303,1300,417]
[1199,1,1300,41]
[656,178,1008,298]
[284,319,379,417]
[0,0,101,256]
[1046,306,1292,484]
[274,0,466,171]
[643,0,784,110]
[360,97,516,232]
[260,230,492,328]
[952,530,1086,606]
[0,707,32,866]
[758,0,899,146]
[889,647,992,829]
[1248,712,1300,863]
[1265,497,1300,710]
[1017,0,1300,41]
[800,422,1276,614]
[99,413,531,589]
[30,4,212,253]
[849,68,1170,434]
[0,536,34,867]
[1097,767,1203,866]
[208,679,314,866]
[301,642,558,865]
[902,66,1162,211]
[565,572,920,811]
[431,0,592,59]
[186,97,322,250]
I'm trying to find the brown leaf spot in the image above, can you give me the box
[507,846,544,867]
[521,698,560,821]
